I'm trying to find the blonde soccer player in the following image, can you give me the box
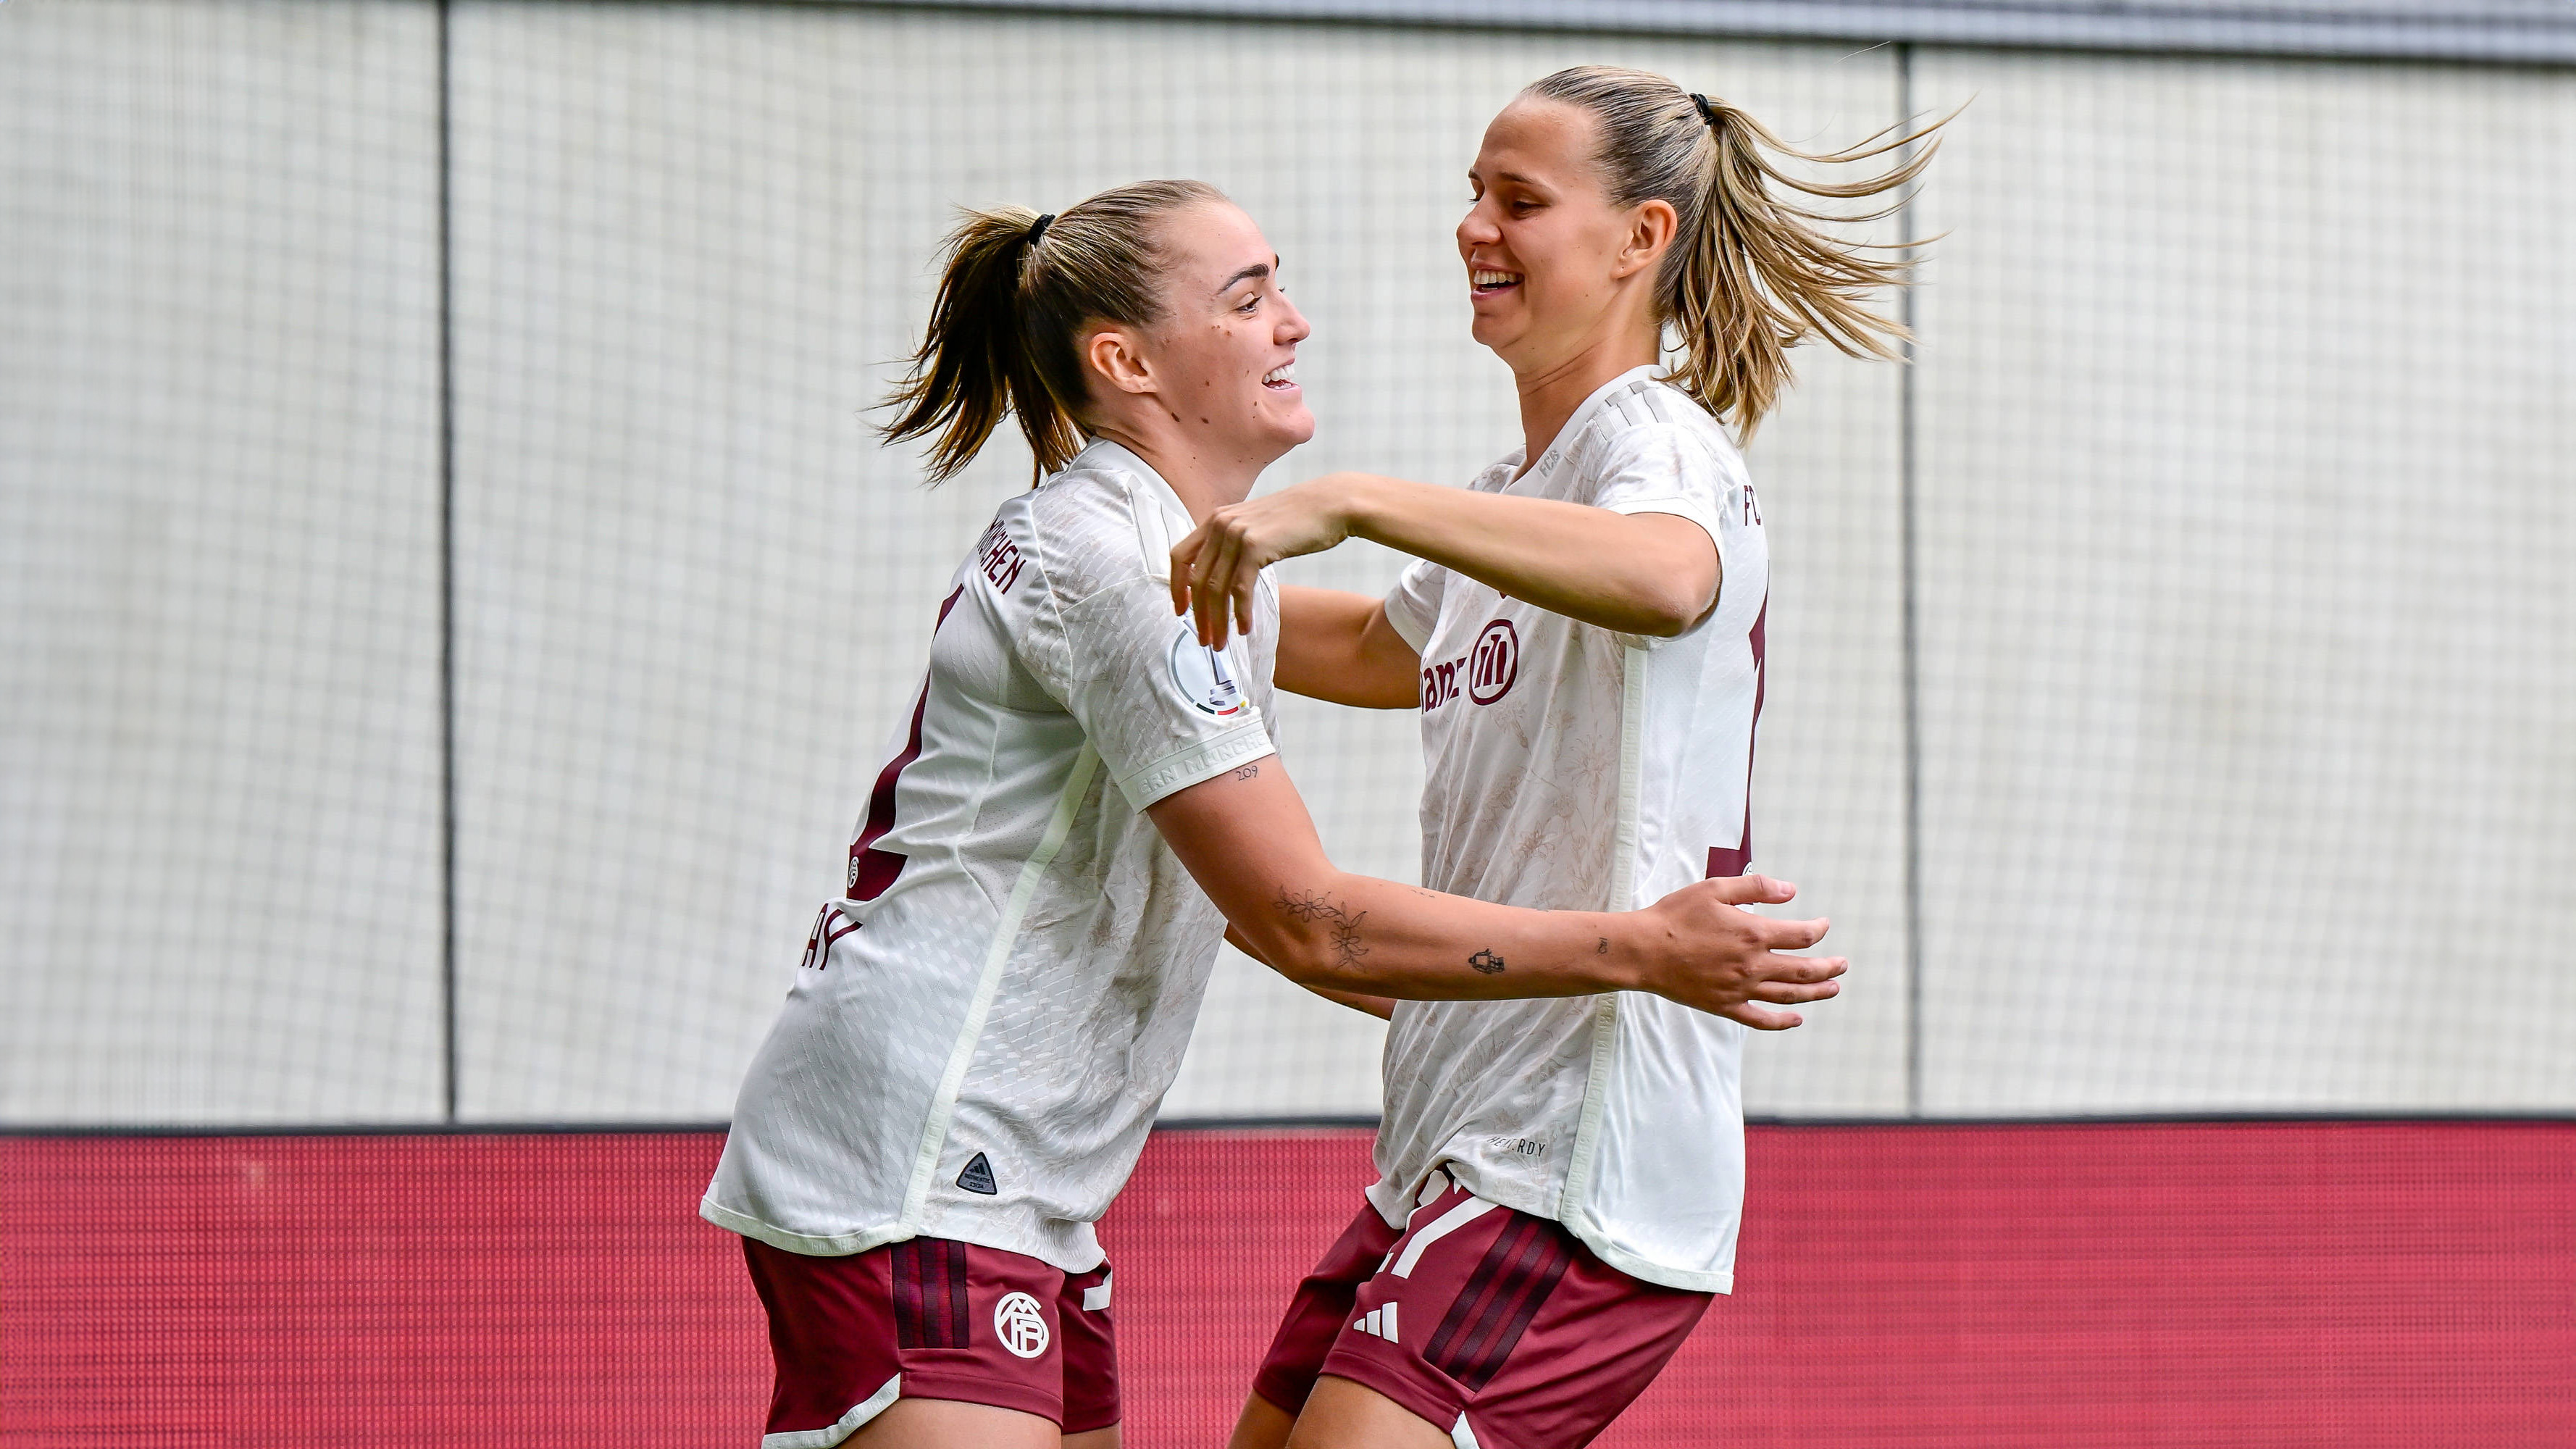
[1171,70,1938,1449]
[703,177,1845,1449]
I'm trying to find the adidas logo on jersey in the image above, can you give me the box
[1351,1303,1399,1343]
[955,1152,998,1195]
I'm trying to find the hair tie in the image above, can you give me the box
[1026,212,1055,247]
[1689,93,1721,129]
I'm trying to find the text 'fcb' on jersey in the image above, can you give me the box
[705,440,1279,1274]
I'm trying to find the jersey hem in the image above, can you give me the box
[698,1195,1112,1276]
[698,1195,914,1258]
[1563,1224,1736,1295]
[1368,1168,1738,1295]
[1114,718,1276,809]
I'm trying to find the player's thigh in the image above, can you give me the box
[842,1396,1063,1448]
[1227,1390,1297,1449]
[1061,1424,1121,1449]
[1281,1375,1452,1449]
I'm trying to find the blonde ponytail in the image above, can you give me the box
[880,179,1227,483]
[1524,67,1949,440]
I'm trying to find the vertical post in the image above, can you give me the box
[435,0,460,1124]
[1894,43,1927,1119]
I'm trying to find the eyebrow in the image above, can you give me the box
[1216,258,1277,296]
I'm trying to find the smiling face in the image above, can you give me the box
[1459,97,1660,375]
[1130,201,1315,465]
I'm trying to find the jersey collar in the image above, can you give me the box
[1510,364,1665,493]
[1066,437,1193,520]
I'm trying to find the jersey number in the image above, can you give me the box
[848,583,967,898]
[1705,592,1767,880]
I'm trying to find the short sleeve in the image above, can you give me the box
[1032,577,1276,811]
[1586,425,1731,557]
[1382,556,1447,656]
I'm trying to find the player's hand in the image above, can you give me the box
[1169,475,1367,648]
[1631,874,1844,1030]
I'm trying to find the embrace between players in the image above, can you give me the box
[704,65,1940,1449]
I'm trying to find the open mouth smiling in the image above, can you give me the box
[1262,362,1298,391]
[1471,268,1524,297]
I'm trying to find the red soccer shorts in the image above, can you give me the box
[740,1234,1116,1446]
[1251,1172,1710,1449]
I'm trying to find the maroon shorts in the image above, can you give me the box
[1251,1173,1710,1449]
[741,1235,1116,1445]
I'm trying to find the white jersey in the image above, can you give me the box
[703,440,1278,1273]
[1373,366,1768,1293]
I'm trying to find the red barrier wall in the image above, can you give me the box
[5,1122,2569,1447]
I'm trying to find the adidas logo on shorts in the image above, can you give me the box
[1351,1303,1399,1343]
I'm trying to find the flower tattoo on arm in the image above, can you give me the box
[1276,888,1371,969]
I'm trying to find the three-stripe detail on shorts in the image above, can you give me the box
[889,1239,971,1350]
[1423,1215,1573,1392]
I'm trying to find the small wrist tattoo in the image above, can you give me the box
[1597,937,1609,954]
[1468,948,1506,974]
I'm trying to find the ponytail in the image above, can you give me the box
[1524,67,1951,440]
[879,207,1071,483]
[879,180,1227,483]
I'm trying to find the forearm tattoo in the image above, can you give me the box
[1277,888,1371,969]
[1468,948,1506,974]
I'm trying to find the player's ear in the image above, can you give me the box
[1084,326,1156,396]
[1615,198,1678,280]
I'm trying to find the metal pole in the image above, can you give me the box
[435,0,461,1124]
[1894,41,1926,1119]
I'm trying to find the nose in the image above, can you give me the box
[1277,292,1312,346]
[1458,197,1501,251]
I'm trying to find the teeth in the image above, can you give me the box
[1263,362,1297,385]
[1473,270,1523,288]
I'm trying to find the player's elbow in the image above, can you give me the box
[1608,513,1720,636]
[1242,923,1354,991]
[1271,942,1350,991]
[1627,580,1714,638]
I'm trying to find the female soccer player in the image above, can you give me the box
[1171,70,1939,1449]
[703,178,1845,1449]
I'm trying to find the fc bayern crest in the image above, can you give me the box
[1468,618,1519,705]
[1168,625,1250,717]
[993,1290,1050,1358]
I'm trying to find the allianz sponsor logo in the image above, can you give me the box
[1421,617,1519,712]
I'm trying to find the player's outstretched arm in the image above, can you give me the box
[1271,585,1420,709]
[1170,472,1718,649]
[1228,925,1396,1020]
[1148,760,1842,1029]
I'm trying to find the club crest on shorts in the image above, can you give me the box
[1467,618,1520,705]
[994,1290,1050,1358]
[1168,625,1249,717]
